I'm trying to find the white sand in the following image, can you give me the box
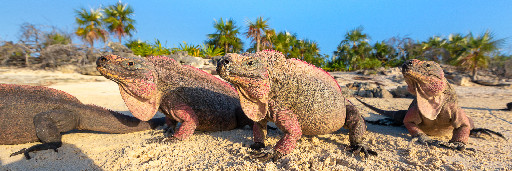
[1,68,511,170]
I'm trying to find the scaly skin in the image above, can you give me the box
[0,84,165,159]
[357,59,505,151]
[217,50,376,161]
[96,55,252,141]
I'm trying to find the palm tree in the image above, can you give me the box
[421,36,449,63]
[445,33,467,64]
[372,41,394,64]
[333,26,371,70]
[456,31,504,81]
[245,17,270,52]
[207,18,243,54]
[273,31,298,58]
[103,2,136,43]
[75,7,108,48]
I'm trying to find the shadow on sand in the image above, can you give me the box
[1,143,101,170]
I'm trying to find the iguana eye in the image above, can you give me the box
[426,64,431,67]
[247,61,254,66]
[128,62,134,66]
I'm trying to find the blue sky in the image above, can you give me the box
[1,0,511,55]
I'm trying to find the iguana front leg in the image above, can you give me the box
[250,120,268,150]
[345,105,377,157]
[169,103,198,141]
[251,103,302,162]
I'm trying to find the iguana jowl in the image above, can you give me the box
[96,55,252,141]
[357,59,505,150]
[217,50,376,161]
[0,84,165,159]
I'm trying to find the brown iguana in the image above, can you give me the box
[356,59,505,151]
[96,55,252,142]
[217,50,376,162]
[0,84,165,159]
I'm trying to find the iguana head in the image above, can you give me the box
[216,50,283,121]
[402,59,447,120]
[96,55,163,121]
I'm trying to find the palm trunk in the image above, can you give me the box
[225,43,228,54]
[471,67,478,81]
[25,54,29,67]
[256,36,261,52]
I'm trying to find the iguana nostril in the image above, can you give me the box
[223,59,230,65]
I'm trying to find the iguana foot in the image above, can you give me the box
[249,150,284,162]
[347,144,378,158]
[439,141,476,152]
[470,128,506,140]
[10,142,62,160]
[249,142,265,150]
[412,134,475,151]
[412,133,444,147]
[145,136,181,144]
[365,118,402,126]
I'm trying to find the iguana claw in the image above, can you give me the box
[249,150,283,162]
[439,141,476,152]
[10,142,61,160]
[145,136,180,144]
[413,133,444,146]
[347,144,378,158]
[413,134,476,152]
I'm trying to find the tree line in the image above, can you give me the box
[1,2,510,80]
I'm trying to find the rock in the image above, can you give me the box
[390,86,413,98]
[339,87,354,97]
[180,56,205,68]
[390,75,405,83]
[78,64,101,76]
[380,67,401,76]
[505,60,512,78]
[38,44,85,68]
[107,42,137,57]
[451,75,472,86]
[374,87,393,98]
[346,82,392,98]
[108,42,132,53]
[507,102,512,111]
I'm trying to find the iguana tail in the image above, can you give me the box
[355,97,408,126]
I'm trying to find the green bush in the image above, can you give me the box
[125,39,171,57]
[359,58,382,70]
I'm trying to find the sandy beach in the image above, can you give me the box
[1,68,511,170]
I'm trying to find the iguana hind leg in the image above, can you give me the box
[167,104,198,141]
[11,110,78,159]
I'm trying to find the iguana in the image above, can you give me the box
[96,55,252,141]
[356,59,505,151]
[217,50,376,162]
[0,84,165,159]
